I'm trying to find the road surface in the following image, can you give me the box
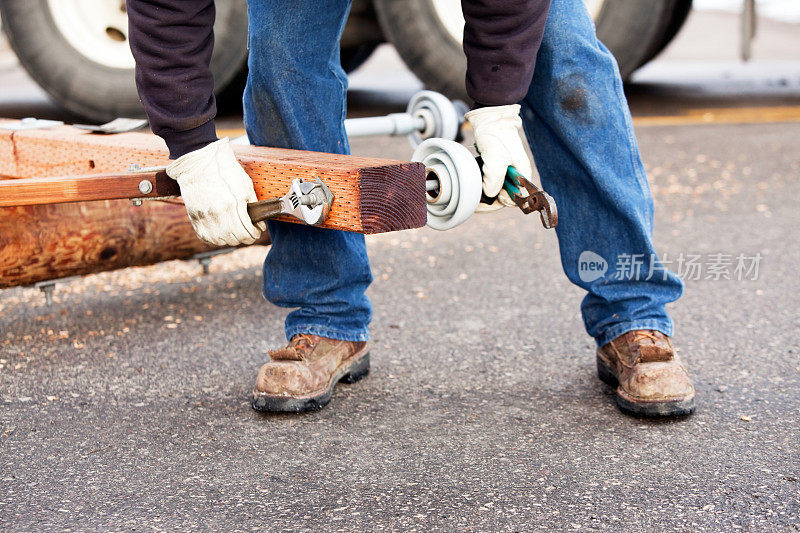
[1,10,798,531]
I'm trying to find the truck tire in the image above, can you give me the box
[0,0,249,122]
[593,0,687,79]
[373,0,688,101]
[373,0,467,101]
[216,43,380,114]
[341,44,380,73]
[341,0,384,72]
[634,0,693,69]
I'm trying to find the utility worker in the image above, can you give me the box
[128,0,695,417]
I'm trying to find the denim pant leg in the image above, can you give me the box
[519,0,684,346]
[243,0,372,342]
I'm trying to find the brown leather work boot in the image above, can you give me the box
[597,330,695,417]
[251,334,369,413]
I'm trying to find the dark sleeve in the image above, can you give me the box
[461,0,551,106]
[127,0,218,159]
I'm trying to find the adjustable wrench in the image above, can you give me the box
[126,165,335,227]
[246,177,335,226]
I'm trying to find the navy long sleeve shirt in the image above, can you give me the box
[127,0,550,158]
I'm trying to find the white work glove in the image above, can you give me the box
[474,189,517,214]
[166,138,265,246]
[465,104,533,202]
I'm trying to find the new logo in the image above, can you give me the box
[578,250,607,283]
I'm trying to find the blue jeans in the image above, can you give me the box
[243,0,683,346]
[520,0,684,346]
[244,0,372,342]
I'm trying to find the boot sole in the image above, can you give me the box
[596,352,695,418]
[251,351,370,413]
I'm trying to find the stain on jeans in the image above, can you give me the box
[557,74,594,123]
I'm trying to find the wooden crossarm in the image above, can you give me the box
[0,121,427,233]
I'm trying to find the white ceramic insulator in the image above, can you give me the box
[412,138,482,231]
[414,108,436,139]
[406,91,460,148]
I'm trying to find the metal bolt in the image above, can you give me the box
[128,163,141,172]
[138,179,153,194]
[198,256,212,275]
[131,199,143,207]
[38,283,55,306]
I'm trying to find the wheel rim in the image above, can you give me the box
[46,0,135,69]
[583,0,606,19]
[429,0,465,45]
[429,0,606,45]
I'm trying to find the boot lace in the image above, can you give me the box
[632,331,660,344]
[610,330,673,368]
[289,334,316,359]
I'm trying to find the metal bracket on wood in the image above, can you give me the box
[33,276,82,306]
[190,248,236,275]
[73,118,148,134]
[127,164,173,207]
[0,118,64,131]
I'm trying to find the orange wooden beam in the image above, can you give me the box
[0,121,427,233]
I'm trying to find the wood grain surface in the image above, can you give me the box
[0,200,272,289]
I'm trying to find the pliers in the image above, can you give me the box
[503,166,558,229]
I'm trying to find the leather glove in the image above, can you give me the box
[465,104,533,199]
[166,138,266,246]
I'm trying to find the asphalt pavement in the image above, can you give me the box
[1,10,799,532]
